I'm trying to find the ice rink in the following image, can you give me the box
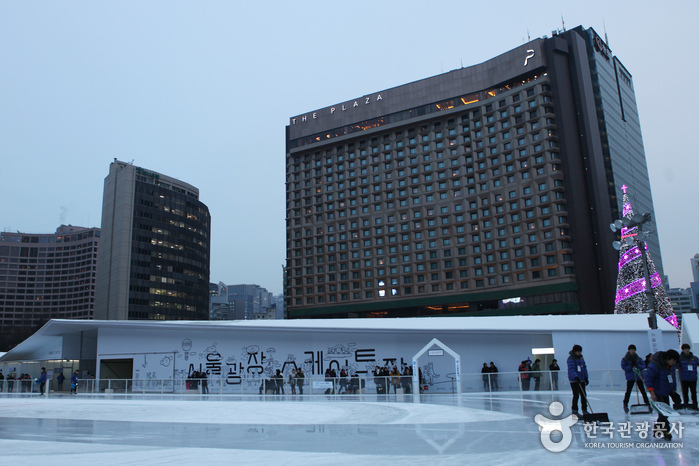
[0,391,697,465]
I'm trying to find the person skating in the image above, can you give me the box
[644,349,681,440]
[621,344,650,413]
[567,345,589,417]
[679,343,698,410]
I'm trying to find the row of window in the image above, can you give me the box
[292,266,573,305]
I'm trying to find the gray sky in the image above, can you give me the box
[2,1,697,295]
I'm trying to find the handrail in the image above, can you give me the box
[0,368,677,396]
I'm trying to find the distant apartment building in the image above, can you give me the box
[0,225,100,334]
[95,160,211,320]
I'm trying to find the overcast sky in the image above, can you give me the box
[2,1,698,295]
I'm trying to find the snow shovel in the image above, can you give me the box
[578,381,610,424]
[629,370,652,415]
[632,368,679,418]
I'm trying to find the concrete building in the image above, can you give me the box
[285,26,664,319]
[95,160,211,321]
[0,225,100,346]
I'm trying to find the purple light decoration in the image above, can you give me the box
[621,185,628,193]
[623,202,633,217]
[614,272,663,305]
[618,246,642,270]
[665,314,679,328]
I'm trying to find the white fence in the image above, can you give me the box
[0,368,670,397]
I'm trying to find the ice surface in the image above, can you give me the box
[0,391,697,465]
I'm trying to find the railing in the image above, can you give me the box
[0,379,44,394]
[0,368,673,397]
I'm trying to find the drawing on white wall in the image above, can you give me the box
[242,345,260,362]
[327,342,356,356]
[182,339,193,360]
[118,333,455,393]
[422,362,440,386]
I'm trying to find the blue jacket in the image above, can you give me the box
[37,371,47,384]
[679,351,699,382]
[567,350,588,382]
[71,374,79,384]
[620,352,646,381]
[644,351,676,397]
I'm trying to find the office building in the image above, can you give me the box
[668,288,695,314]
[690,254,699,310]
[95,160,211,320]
[0,225,100,343]
[224,283,274,320]
[285,26,663,319]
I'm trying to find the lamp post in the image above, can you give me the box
[610,195,656,329]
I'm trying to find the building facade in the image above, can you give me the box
[690,254,699,311]
[95,160,211,320]
[0,225,100,344]
[285,26,663,319]
[668,288,695,314]
[224,283,274,320]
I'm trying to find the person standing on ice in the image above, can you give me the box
[621,344,649,413]
[549,359,560,390]
[518,361,530,391]
[645,349,681,440]
[36,367,47,396]
[531,359,542,391]
[481,363,490,391]
[488,362,499,391]
[70,370,79,395]
[679,343,698,410]
[296,368,305,395]
[567,345,589,417]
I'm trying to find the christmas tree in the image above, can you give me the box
[613,185,677,327]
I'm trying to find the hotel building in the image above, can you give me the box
[285,26,664,319]
[0,225,100,334]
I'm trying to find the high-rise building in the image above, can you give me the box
[95,160,211,320]
[0,225,100,343]
[690,254,699,311]
[668,288,695,314]
[224,284,273,320]
[285,26,663,319]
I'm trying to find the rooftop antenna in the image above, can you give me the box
[603,20,609,47]
[460,58,463,68]
[527,29,531,41]
[561,15,566,32]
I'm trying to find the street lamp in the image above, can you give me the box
[609,212,657,329]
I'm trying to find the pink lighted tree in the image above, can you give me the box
[613,185,677,327]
